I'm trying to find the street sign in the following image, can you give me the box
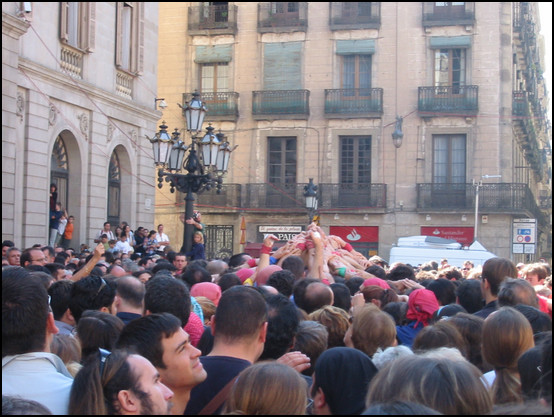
[512,219,536,255]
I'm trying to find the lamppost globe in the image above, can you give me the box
[304,178,318,225]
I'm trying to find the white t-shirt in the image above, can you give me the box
[114,240,134,254]
[155,232,170,251]
[57,218,67,235]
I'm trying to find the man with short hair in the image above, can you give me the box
[155,224,170,255]
[116,313,208,414]
[20,247,48,267]
[173,253,188,277]
[94,221,115,243]
[184,286,268,415]
[48,279,76,335]
[6,247,21,266]
[2,267,74,414]
[474,257,518,319]
[114,276,146,325]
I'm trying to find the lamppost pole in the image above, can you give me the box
[148,91,236,255]
[473,174,501,243]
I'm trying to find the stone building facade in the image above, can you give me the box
[2,2,160,249]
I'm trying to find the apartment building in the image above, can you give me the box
[2,2,160,248]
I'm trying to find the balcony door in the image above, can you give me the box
[267,137,297,207]
[342,55,372,98]
[339,136,372,204]
[432,134,466,207]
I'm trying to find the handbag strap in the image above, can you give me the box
[198,376,238,415]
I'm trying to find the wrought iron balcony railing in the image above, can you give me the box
[324,88,383,117]
[245,183,309,209]
[188,4,238,34]
[422,2,475,26]
[329,2,381,30]
[258,2,308,33]
[252,90,310,119]
[418,85,478,116]
[183,92,239,121]
[417,183,547,225]
[319,183,387,209]
[186,184,242,210]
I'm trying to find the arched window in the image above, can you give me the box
[108,151,121,227]
[50,135,69,210]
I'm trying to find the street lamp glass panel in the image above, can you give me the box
[305,195,318,210]
[200,127,220,167]
[158,129,173,166]
[167,141,187,171]
[216,143,231,173]
[184,93,207,132]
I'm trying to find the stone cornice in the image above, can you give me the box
[2,11,30,38]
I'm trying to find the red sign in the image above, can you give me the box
[420,227,474,246]
[329,226,379,243]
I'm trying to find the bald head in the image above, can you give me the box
[109,265,127,277]
[304,282,334,314]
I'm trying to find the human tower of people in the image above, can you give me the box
[2,221,552,415]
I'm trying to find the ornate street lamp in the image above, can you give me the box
[148,91,237,254]
[304,178,318,225]
[392,115,404,148]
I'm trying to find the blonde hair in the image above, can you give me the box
[50,333,82,377]
[194,296,216,325]
[223,361,308,415]
[309,305,350,348]
[193,231,204,244]
[351,304,396,357]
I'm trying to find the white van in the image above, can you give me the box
[388,236,497,268]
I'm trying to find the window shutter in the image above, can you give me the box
[430,36,471,49]
[336,39,376,55]
[115,2,124,67]
[85,2,96,52]
[195,45,233,63]
[60,2,69,42]
[263,42,302,90]
[136,2,144,74]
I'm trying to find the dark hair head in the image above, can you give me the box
[412,320,469,359]
[3,267,50,355]
[217,272,242,292]
[292,278,319,313]
[68,275,117,323]
[228,253,251,269]
[259,294,300,360]
[116,312,182,369]
[382,301,409,326]
[2,395,53,415]
[77,310,125,362]
[455,279,484,314]
[447,312,489,373]
[427,279,457,306]
[498,278,539,309]
[512,304,552,336]
[48,279,75,320]
[266,269,296,298]
[345,276,365,296]
[213,286,268,342]
[365,264,387,279]
[281,255,305,280]
[292,320,328,377]
[144,275,191,326]
[330,283,352,312]
[386,264,416,281]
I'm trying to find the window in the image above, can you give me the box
[108,151,121,227]
[200,63,229,93]
[342,55,372,96]
[50,136,69,210]
[433,134,466,183]
[268,137,297,184]
[434,48,466,93]
[116,2,144,74]
[60,2,95,51]
[433,2,466,18]
[341,2,373,19]
[340,136,372,183]
[272,2,299,15]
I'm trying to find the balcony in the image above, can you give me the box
[186,184,242,211]
[252,90,310,120]
[258,2,308,33]
[329,2,381,30]
[418,85,478,116]
[184,92,239,122]
[188,4,238,35]
[245,183,309,209]
[324,88,383,118]
[417,183,547,225]
[422,2,475,27]
[319,183,387,210]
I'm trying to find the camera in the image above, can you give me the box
[192,212,199,221]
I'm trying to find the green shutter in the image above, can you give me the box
[429,36,471,49]
[195,45,233,63]
[336,39,376,55]
[263,42,302,90]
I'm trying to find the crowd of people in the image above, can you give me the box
[2,221,552,415]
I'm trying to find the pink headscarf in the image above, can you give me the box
[190,282,222,306]
[235,267,255,284]
[362,277,390,290]
[406,288,439,328]
[256,265,282,286]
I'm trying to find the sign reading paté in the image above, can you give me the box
[257,226,304,242]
